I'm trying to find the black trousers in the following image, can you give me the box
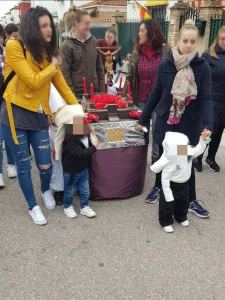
[159,181,189,227]
[155,146,196,203]
[199,123,224,160]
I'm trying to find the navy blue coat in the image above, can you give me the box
[138,55,214,146]
[202,46,225,126]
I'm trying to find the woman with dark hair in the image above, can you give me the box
[1,6,78,225]
[138,20,213,220]
[98,26,123,72]
[122,19,170,203]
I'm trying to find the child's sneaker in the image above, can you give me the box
[146,186,160,204]
[80,206,96,218]
[42,190,56,210]
[180,220,189,227]
[29,206,47,225]
[64,206,77,219]
[163,225,174,233]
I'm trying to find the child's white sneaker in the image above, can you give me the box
[64,206,77,219]
[80,206,96,218]
[0,174,5,187]
[6,164,17,178]
[29,206,47,225]
[180,220,189,227]
[42,190,56,210]
[163,225,174,233]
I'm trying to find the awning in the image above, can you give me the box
[144,0,169,7]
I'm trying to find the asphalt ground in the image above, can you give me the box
[0,135,225,300]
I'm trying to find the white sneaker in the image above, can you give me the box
[7,164,17,178]
[29,205,47,225]
[80,206,96,218]
[41,190,56,210]
[0,174,5,187]
[180,220,189,227]
[163,225,174,233]
[64,206,77,219]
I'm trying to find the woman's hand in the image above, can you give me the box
[51,55,62,67]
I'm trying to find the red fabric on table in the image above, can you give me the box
[89,146,148,200]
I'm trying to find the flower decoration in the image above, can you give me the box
[87,113,100,123]
[92,94,127,110]
[129,110,142,120]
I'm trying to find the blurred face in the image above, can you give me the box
[138,23,147,45]
[73,117,90,135]
[39,15,52,43]
[218,31,225,50]
[178,29,198,55]
[75,15,91,37]
[105,31,115,46]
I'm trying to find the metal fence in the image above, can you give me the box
[209,16,225,46]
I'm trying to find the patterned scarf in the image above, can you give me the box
[167,47,198,125]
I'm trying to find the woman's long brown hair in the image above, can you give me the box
[133,19,167,53]
[210,26,225,59]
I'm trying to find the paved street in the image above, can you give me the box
[0,135,225,300]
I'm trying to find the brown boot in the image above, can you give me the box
[54,191,63,206]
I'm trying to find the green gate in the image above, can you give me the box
[91,27,108,39]
[118,20,169,58]
[209,17,225,47]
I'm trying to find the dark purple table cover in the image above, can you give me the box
[89,145,148,200]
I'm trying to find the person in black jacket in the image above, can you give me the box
[61,117,99,219]
[138,20,213,219]
[194,26,225,172]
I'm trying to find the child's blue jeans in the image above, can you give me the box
[63,169,90,209]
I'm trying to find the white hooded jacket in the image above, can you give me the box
[151,132,207,202]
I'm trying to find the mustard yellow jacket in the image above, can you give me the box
[3,38,78,144]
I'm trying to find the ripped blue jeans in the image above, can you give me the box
[2,125,52,210]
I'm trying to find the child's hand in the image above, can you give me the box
[91,134,99,148]
[201,129,212,140]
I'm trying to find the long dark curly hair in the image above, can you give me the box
[134,19,167,53]
[20,6,58,63]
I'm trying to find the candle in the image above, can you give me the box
[90,83,94,102]
[118,76,123,93]
[83,77,87,95]
[127,82,131,101]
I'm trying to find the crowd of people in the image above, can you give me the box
[0,5,224,232]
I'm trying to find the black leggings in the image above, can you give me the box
[155,146,196,203]
[199,123,224,160]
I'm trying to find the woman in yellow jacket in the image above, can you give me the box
[1,7,78,225]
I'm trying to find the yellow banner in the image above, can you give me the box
[144,0,169,7]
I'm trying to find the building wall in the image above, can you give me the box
[11,9,20,24]
[31,0,58,14]
[19,2,31,18]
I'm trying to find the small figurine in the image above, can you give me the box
[96,47,122,92]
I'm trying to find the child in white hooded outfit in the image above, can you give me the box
[151,132,208,233]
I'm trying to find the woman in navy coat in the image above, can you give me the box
[194,26,225,173]
[138,20,213,218]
